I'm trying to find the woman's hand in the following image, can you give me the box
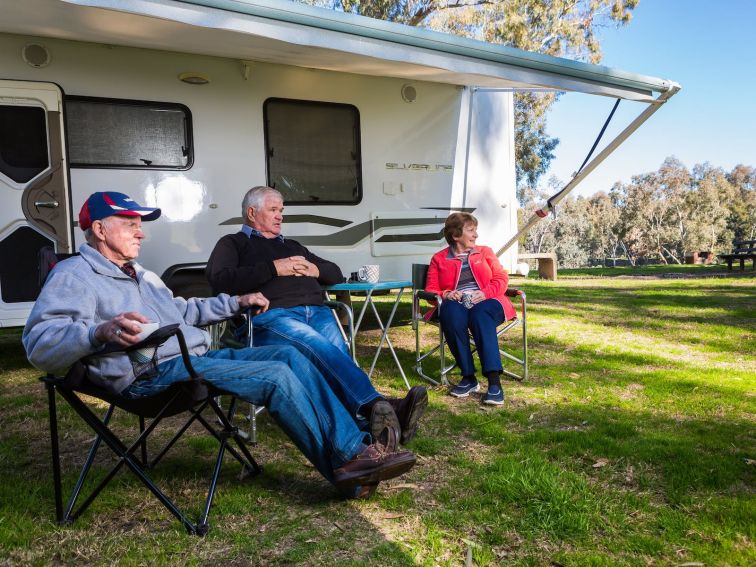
[443,290,463,301]
[470,290,486,304]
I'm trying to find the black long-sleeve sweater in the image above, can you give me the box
[206,232,344,309]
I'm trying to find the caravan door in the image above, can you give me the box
[0,80,72,327]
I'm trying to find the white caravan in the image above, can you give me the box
[0,0,679,327]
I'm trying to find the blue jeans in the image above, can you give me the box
[124,345,367,485]
[438,298,504,377]
[250,306,381,418]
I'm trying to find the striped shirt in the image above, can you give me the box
[455,251,480,292]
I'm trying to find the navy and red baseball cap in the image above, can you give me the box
[78,192,161,231]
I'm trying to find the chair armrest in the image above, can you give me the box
[228,307,264,348]
[505,288,524,298]
[505,288,527,318]
[94,323,201,381]
[85,323,180,359]
[324,300,354,329]
[58,324,188,390]
[125,323,181,353]
[416,290,440,302]
[323,299,345,311]
[123,324,202,381]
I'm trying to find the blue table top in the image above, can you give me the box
[325,280,412,292]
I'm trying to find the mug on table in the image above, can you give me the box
[357,264,380,283]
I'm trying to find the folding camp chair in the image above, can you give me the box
[239,297,354,445]
[37,249,262,535]
[411,263,527,386]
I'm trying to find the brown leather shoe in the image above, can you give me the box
[333,435,416,489]
[388,386,428,444]
[368,399,401,449]
[374,421,400,453]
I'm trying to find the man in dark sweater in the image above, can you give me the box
[206,186,427,444]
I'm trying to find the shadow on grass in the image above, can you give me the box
[534,283,754,329]
[559,264,755,278]
[363,322,754,558]
[0,400,417,564]
[401,389,755,564]
[0,330,416,563]
[0,328,32,373]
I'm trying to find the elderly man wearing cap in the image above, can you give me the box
[23,191,416,498]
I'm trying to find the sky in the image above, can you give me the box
[544,0,756,197]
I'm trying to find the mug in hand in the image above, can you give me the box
[461,292,474,309]
[357,264,379,283]
[135,321,160,342]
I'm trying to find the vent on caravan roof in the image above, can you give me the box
[22,43,51,68]
[401,84,417,103]
[178,72,209,85]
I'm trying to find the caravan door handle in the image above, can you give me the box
[35,200,60,208]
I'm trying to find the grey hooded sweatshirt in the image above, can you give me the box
[23,243,240,393]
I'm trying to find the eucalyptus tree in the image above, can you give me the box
[684,164,733,257]
[586,191,621,262]
[726,164,756,241]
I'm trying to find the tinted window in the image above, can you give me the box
[264,98,362,204]
[65,97,192,169]
[0,226,53,302]
[0,105,49,183]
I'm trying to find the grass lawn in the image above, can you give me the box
[0,267,753,565]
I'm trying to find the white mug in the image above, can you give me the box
[135,321,160,342]
[358,264,380,283]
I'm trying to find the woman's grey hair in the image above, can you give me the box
[242,186,283,218]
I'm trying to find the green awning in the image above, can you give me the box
[50,0,678,102]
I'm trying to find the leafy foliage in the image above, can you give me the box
[300,0,639,187]
[522,160,756,266]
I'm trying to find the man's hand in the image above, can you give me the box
[238,292,270,313]
[94,312,150,346]
[273,255,310,277]
[292,259,320,278]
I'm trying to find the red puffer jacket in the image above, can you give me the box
[425,245,516,321]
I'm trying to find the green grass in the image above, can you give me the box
[554,262,751,279]
[0,269,753,565]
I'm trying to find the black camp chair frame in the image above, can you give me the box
[411,263,528,386]
[41,324,263,536]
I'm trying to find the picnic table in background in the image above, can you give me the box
[719,239,756,270]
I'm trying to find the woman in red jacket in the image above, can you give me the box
[426,213,516,404]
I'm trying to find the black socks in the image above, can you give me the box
[484,371,502,388]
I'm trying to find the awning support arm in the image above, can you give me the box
[497,84,681,257]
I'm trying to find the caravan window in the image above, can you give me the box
[264,98,362,204]
[0,105,49,183]
[65,97,192,169]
